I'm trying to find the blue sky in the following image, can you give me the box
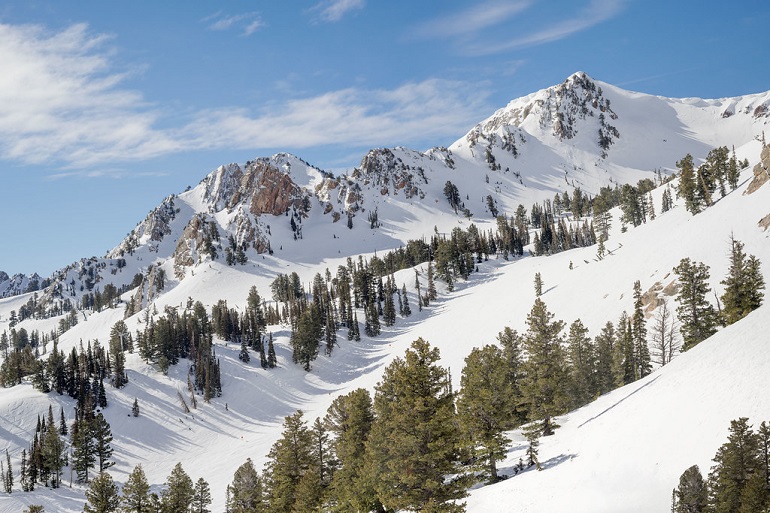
[0,0,768,277]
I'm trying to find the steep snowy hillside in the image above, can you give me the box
[0,74,769,512]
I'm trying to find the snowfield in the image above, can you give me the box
[1,74,769,512]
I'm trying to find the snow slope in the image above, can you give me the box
[1,74,770,512]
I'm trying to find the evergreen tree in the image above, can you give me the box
[132,398,139,418]
[92,413,114,473]
[632,281,652,378]
[366,338,466,512]
[721,235,765,325]
[324,388,379,512]
[190,478,212,513]
[594,321,616,395]
[401,284,411,317]
[565,319,596,408]
[120,465,151,513]
[497,327,526,427]
[674,465,707,513]
[673,258,719,351]
[676,154,700,214]
[83,472,121,513]
[263,410,314,513]
[266,332,277,369]
[522,422,542,471]
[41,414,65,488]
[160,463,195,513]
[708,418,760,513]
[109,320,129,388]
[456,344,513,483]
[4,448,12,493]
[73,418,96,483]
[227,458,264,513]
[291,305,322,371]
[534,272,543,297]
[520,299,568,436]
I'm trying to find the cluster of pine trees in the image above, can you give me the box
[673,418,770,513]
[134,301,223,401]
[78,462,213,513]
[673,235,765,352]
[675,146,747,215]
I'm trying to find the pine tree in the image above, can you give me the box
[41,414,65,488]
[324,388,379,512]
[120,464,151,513]
[522,422,542,471]
[456,344,513,483]
[160,463,194,513]
[83,472,121,513]
[534,272,543,297]
[92,413,114,473]
[676,154,700,214]
[263,410,314,513]
[20,449,31,492]
[73,418,96,483]
[565,319,596,408]
[520,299,568,436]
[673,258,719,351]
[594,321,616,395]
[266,332,277,369]
[674,465,707,513]
[708,418,760,513]
[191,478,212,513]
[721,235,765,325]
[4,448,12,493]
[366,338,466,512]
[227,458,264,513]
[131,398,139,418]
[632,281,652,378]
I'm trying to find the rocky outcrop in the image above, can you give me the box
[745,145,770,195]
[245,162,306,216]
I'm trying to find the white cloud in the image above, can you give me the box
[0,22,180,168]
[308,0,365,23]
[466,0,627,55]
[0,22,491,171]
[180,79,490,152]
[416,0,532,39]
[204,12,264,36]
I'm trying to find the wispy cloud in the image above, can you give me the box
[465,0,627,55]
[0,22,490,172]
[307,0,365,23]
[0,22,180,168]
[204,11,265,36]
[415,0,532,39]
[181,79,490,151]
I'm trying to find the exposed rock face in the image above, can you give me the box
[202,163,244,212]
[746,145,770,195]
[173,214,208,278]
[246,162,306,216]
[353,148,426,199]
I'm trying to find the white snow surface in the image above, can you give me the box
[1,74,770,512]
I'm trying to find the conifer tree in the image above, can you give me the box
[73,418,96,483]
[565,319,596,408]
[41,413,65,488]
[534,272,543,297]
[520,299,567,436]
[497,327,526,427]
[673,258,719,351]
[324,388,379,512]
[522,422,542,470]
[92,413,114,473]
[83,471,121,513]
[263,410,314,513]
[132,398,139,418]
[721,235,765,325]
[20,449,31,492]
[4,448,12,493]
[594,321,616,395]
[120,464,151,513]
[366,338,466,512]
[227,458,264,513]
[191,477,212,513]
[456,344,513,483]
[160,463,195,513]
[266,332,277,368]
[401,284,411,317]
[632,281,652,378]
[676,154,700,214]
[674,465,707,513]
[708,418,760,513]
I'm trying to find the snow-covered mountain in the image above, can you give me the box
[1,72,770,512]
